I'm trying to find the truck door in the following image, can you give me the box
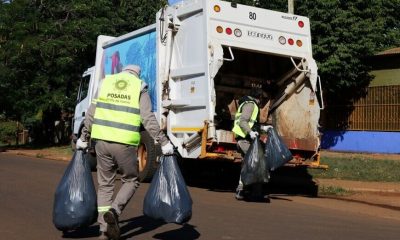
[158,2,212,158]
[73,67,94,136]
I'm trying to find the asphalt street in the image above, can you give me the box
[1,153,400,240]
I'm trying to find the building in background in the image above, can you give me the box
[321,47,400,154]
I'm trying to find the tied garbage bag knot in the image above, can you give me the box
[143,155,192,224]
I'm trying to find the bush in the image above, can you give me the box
[0,121,18,145]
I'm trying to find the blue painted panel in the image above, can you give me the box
[168,0,183,5]
[321,130,400,154]
[102,31,157,111]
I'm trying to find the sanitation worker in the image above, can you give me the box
[232,86,270,201]
[76,65,174,240]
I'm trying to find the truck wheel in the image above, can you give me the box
[138,130,161,182]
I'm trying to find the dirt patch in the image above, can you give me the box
[5,149,72,161]
[316,178,400,211]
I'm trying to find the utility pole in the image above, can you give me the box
[288,0,294,14]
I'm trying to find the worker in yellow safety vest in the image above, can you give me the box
[232,86,269,201]
[76,65,174,240]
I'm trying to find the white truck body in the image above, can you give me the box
[73,0,324,177]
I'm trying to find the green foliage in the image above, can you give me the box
[296,0,400,104]
[0,121,20,144]
[0,0,165,143]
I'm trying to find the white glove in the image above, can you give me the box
[261,125,273,131]
[161,141,174,155]
[249,131,259,140]
[76,138,88,150]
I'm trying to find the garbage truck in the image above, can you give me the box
[72,0,326,181]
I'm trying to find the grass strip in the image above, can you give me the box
[318,186,352,196]
[309,156,400,182]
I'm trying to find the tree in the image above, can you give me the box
[296,0,400,104]
[0,0,165,144]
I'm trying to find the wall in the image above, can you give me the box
[321,130,400,154]
[320,49,400,154]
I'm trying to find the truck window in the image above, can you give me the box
[77,75,90,103]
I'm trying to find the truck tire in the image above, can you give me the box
[138,130,161,182]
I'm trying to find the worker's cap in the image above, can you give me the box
[122,65,141,76]
[250,83,263,99]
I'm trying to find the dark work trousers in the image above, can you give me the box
[237,139,265,199]
[95,140,140,232]
[237,139,250,190]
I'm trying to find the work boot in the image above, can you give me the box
[103,208,120,240]
[98,232,109,240]
[248,183,265,202]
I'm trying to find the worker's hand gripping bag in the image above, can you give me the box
[240,138,269,185]
[52,150,97,231]
[143,155,192,224]
[265,127,293,171]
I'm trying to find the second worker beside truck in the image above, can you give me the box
[232,86,271,201]
[76,65,174,240]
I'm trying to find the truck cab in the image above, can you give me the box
[72,67,94,139]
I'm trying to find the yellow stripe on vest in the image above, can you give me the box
[98,206,111,213]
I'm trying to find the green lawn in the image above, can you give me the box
[309,156,400,182]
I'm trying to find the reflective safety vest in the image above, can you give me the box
[232,101,259,138]
[91,73,142,146]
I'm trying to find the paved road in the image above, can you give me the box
[1,153,400,240]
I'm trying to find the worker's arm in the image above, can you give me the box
[238,102,255,136]
[139,83,169,146]
[80,102,95,142]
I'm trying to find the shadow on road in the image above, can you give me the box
[61,225,99,239]
[119,215,200,240]
[269,166,319,197]
[60,215,201,239]
[180,160,318,198]
[153,224,200,240]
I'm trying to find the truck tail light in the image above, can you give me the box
[214,5,221,12]
[215,146,226,153]
[298,20,304,28]
[216,26,223,33]
[296,40,303,47]
[288,38,294,45]
[225,27,232,35]
[279,36,286,45]
[234,28,242,37]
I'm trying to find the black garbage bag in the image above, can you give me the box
[265,127,293,171]
[240,138,269,186]
[53,150,97,231]
[143,155,192,224]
